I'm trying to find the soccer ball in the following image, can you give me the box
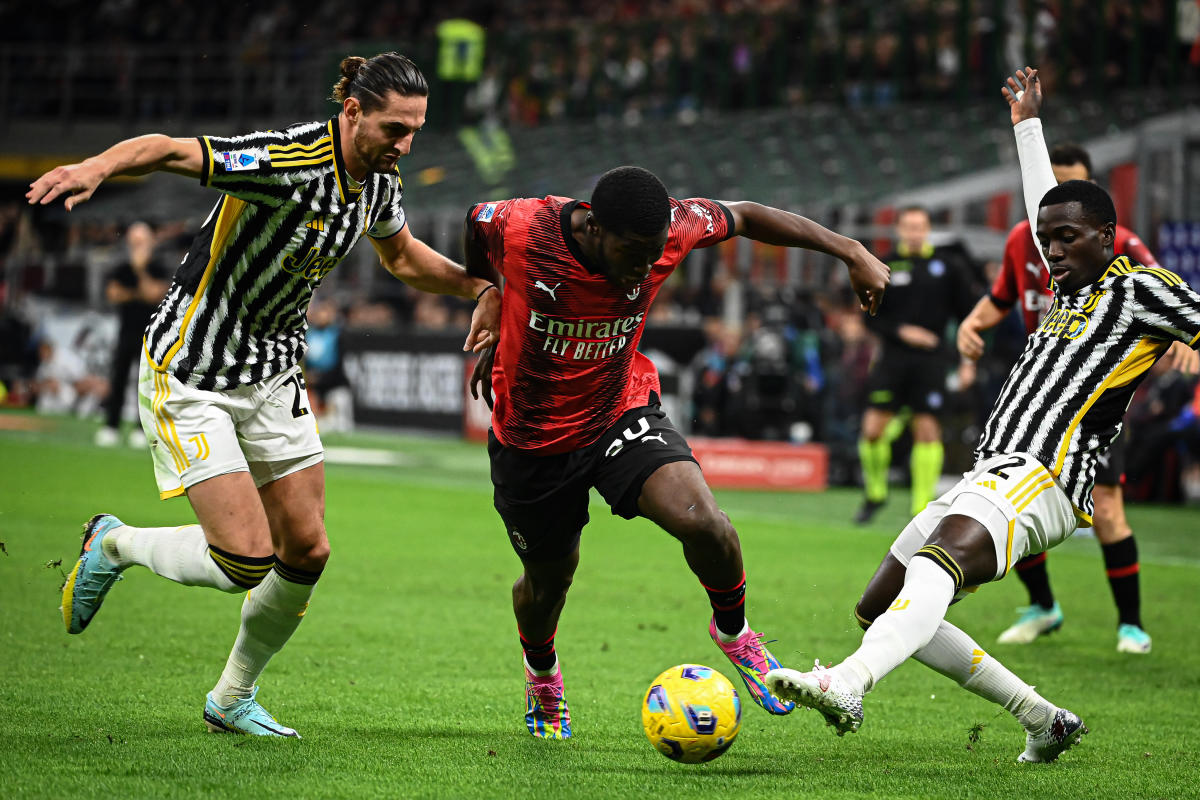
[641,664,741,763]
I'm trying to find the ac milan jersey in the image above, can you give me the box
[469,195,733,453]
[991,220,1158,335]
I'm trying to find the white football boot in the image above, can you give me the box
[1018,707,1088,763]
[765,662,863,735]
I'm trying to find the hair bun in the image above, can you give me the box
[340,56,366,82]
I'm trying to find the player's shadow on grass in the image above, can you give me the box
[589,762,793,777]
[384,729,498,739]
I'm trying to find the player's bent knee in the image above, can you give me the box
[277,533,331,572]
[669,504,734,544]
[518,570,573,606]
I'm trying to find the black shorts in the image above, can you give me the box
[488,401,697,562]
[865,346,947,415]
[1094,431,1126,486]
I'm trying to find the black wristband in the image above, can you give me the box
[476,284,498,301]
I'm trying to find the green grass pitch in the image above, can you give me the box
[3,414,1199,799]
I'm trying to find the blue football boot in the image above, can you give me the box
[62,514,127,634]
[204,688,300,738]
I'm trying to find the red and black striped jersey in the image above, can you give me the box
[469,195,733,453]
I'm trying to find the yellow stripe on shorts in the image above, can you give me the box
[152,371,190,473]
[1015,477,1058,513]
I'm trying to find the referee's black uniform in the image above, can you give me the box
[864,241,980,414]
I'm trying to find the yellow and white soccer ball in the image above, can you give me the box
[641,664,741,763]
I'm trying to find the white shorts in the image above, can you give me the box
[137,353,323,499]
[888,452,1076,584]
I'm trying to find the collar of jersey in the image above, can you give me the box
[560,200,605,275]
[1056,254,1131,299]
[328,116,364,204]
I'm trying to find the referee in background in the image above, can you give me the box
[855,206,979,523]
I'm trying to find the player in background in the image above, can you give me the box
[466,166,890,738]
[95,221,170,448]
[30,52,501,737]
[957,145,1199,653]
[855,207,979,524]
[766,68,1200,762]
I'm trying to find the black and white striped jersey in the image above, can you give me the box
[976,255,1200,521]
[145,116,406,390]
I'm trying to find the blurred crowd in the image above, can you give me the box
[2,0,1198,499]
[3,1,1195,125]
[2,205,1197,501]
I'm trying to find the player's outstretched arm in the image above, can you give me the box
[1003,68,1057,246]
[26,135,203,211]
[724,200,889,314]
[371,227,500,352]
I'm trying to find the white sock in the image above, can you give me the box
[915,620,1052,732]
[836,556,957,694]
[716,620,749,644]
[104,524,239,592]
[212,568,317,706]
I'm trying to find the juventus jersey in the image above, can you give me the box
[977,256,1200,521]
[468,195,733,453]
[145,116,406,390]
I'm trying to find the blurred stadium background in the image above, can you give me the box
[2,0,1200,503]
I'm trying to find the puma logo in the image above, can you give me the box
[534,281,561,300]
[626,286,641,300]
[1025,261,1043,277]
[640,433,667,445]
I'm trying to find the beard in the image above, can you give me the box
[353,129,398,174]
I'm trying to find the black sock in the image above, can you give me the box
[704,573,746,638]
[520,630,557,672]
[1102,536,1142,629]
[1014,552,1055,610]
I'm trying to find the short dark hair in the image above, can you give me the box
[331,52,428,112]
[589,166,671,237]
[1049,143,1092,177]
[1039,180,1116,228]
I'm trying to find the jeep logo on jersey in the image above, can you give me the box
[281,246,341,282]
[528,309,645,361]
[1037,306,1090,340]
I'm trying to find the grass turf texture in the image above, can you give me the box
[3,413,1199,799]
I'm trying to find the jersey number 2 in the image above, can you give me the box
[986,455,1026,480]
[285,374,309,418]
